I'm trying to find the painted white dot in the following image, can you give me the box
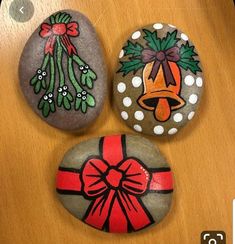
[153,23,163,30]
[132,76,142,88]
[134,111,144,121]
[153,125,164,135]
[189,94,198,104]
[117,82,126,93]
[119,49,124,59]
[188,111,195,120]
[132,31,141,40]
[168,24,176,28]
[173,113,183,122]
[123,97,132,107]
[133,124,142,132]
[121,111,128,120]
[184,75,195,86]
[181,33,188,41]
[168,128,178,135]
[196,77,203,87]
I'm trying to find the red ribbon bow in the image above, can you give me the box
[39,22,79,55]
[56,135,173,233]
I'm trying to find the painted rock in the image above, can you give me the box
[113,23,203,136]
[19,10,107,130]
[56,134,173,233]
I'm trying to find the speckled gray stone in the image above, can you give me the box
[56,134,173,233]
[19,10,107,131]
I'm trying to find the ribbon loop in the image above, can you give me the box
[141,46,180,86]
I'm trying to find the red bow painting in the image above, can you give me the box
[56,135,173,233]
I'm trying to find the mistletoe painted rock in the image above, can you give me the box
[19,10,107,130]
[113,23,203,136]
[56,134,173,233]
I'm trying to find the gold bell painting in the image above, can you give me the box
[114,23,203,136]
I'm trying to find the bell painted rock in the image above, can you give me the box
[56,134,173,233]
[113,23,203,136]
[19,10,107,130]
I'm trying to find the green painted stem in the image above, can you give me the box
[68,57,82,93]
[72,54,86,66]
[47,56,55,93]
[56,38,65,87]
[42,53,50,70]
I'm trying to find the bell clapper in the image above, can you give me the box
[154,98,171,122]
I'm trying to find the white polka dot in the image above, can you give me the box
[153,23,163,30]
[196,77,203,87]
[181,33,188,41]
[133,124,142,132]
[153,125,164,135]
[173,113,183,122]
[132,31,141,40]
[168,128,178,135]
[123,97,132,107]
[168,24,176,28]
[119,49,124,58]
[121,111,128,120]
[117,82,126,93]
[189,94,198,104]
[134,111,144,121]
[184,75,195,86]
[132,76,142,88]
[188,111,195,120]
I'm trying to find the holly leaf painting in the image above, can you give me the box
[118,59,145,76]
[160,30,179,50]
[143,29,161,51]
[123,41,144,57]
[179,41,198,59]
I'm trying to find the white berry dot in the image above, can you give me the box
[153,23,163,30]
[189,94,198,104]
[181,33,188,41]
[132,76,142,88]
[133,124,142,132]
[188,111,195,120]
[168,128,178,135]
[134,111,144,121]
[153,125,164,135]
[119,49,124,59]
[121,111,128,120]
[173,113,183,122]
[184,75,195,86]
[123,97,132,107]
[132,31,141,40]
[168,24,176,28]
[196,77,203,87]
[117,82,126,93]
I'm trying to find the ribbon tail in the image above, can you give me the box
[84,189,115,230]
[108,196,128,233]
[117,191,154,231]
[162,59,176,86]
[61,34,77,56]
[148,60,161,81]
[45,35,56,55]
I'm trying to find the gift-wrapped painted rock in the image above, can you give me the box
[19,10,107,130]
[113,23,203,136]
[56,134,173,233]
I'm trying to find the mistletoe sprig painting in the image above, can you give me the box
[118,28,202,122]
[30,12,97,118]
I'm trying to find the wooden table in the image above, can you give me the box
[0,0,234,243]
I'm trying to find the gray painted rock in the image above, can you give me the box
[113,23,203,136]
[19,10,107,130]
[56,134,173,233]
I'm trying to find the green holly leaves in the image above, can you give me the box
[30,69,47,94]
[57,85,74,110]
[75,90,95,113]
[38,93,56,118]
[118,28,202,76]
[80,66,97,89]
[177,42,202,74]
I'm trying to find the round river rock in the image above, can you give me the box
[113,23,203,136]
[56,134,174,233]
[19,10,107,130]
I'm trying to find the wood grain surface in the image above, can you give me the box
[0,0,234,243]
